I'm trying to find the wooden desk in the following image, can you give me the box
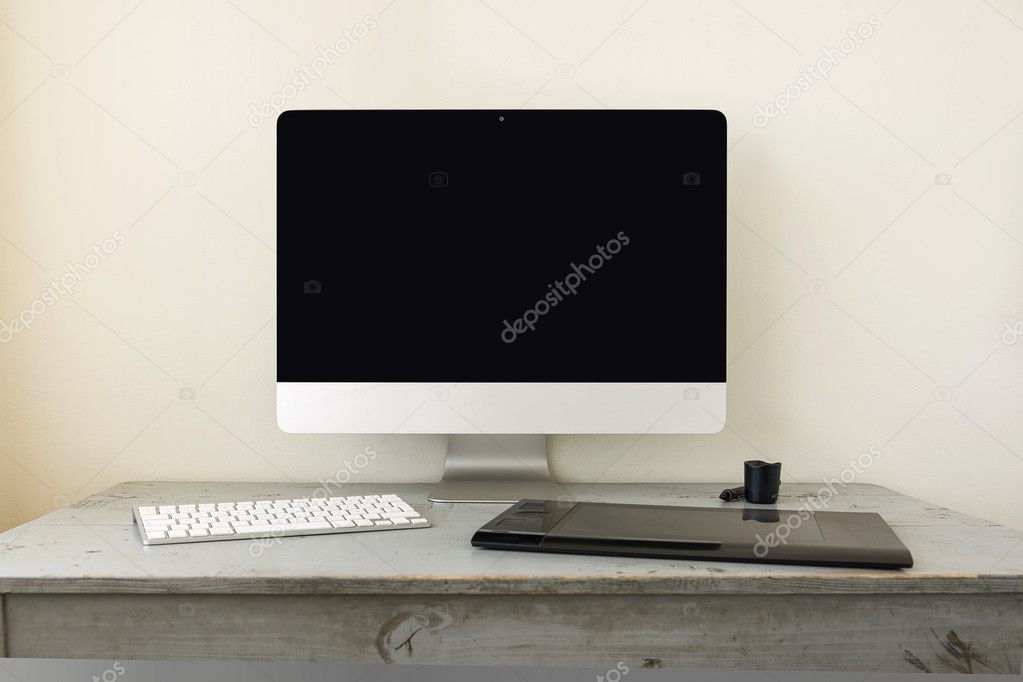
[1,482,1020,673]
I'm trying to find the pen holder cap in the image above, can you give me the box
[743,460,781,504]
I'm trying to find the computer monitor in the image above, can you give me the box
[277,109,726,502]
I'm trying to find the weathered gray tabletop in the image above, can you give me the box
[1,482,1021,673]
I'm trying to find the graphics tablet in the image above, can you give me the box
[471,499,913,569]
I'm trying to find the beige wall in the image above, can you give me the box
[1,0,1021,532]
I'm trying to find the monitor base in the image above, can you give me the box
[427,435,572,504]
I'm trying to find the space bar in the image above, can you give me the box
[234,523,331,535]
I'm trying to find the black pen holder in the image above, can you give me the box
[743,460,781,504]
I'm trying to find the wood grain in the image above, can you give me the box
[5,593,1021,672]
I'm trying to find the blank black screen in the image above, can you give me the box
[277,110,725,382]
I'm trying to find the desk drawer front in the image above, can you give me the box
[5,593,1021,673]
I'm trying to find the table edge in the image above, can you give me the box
[3,574,1022,596]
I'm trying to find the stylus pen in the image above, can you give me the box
[719,486,745,502]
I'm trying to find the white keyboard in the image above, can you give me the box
[132,494,430,545]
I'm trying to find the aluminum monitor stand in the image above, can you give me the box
[427,435,571,503]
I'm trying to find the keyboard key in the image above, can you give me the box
[374,520,393,526]
[411,518,428,525]
[330,519,355,528]
[146,531,166,540]
[167,530,188,539]
[210,527,234,536]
